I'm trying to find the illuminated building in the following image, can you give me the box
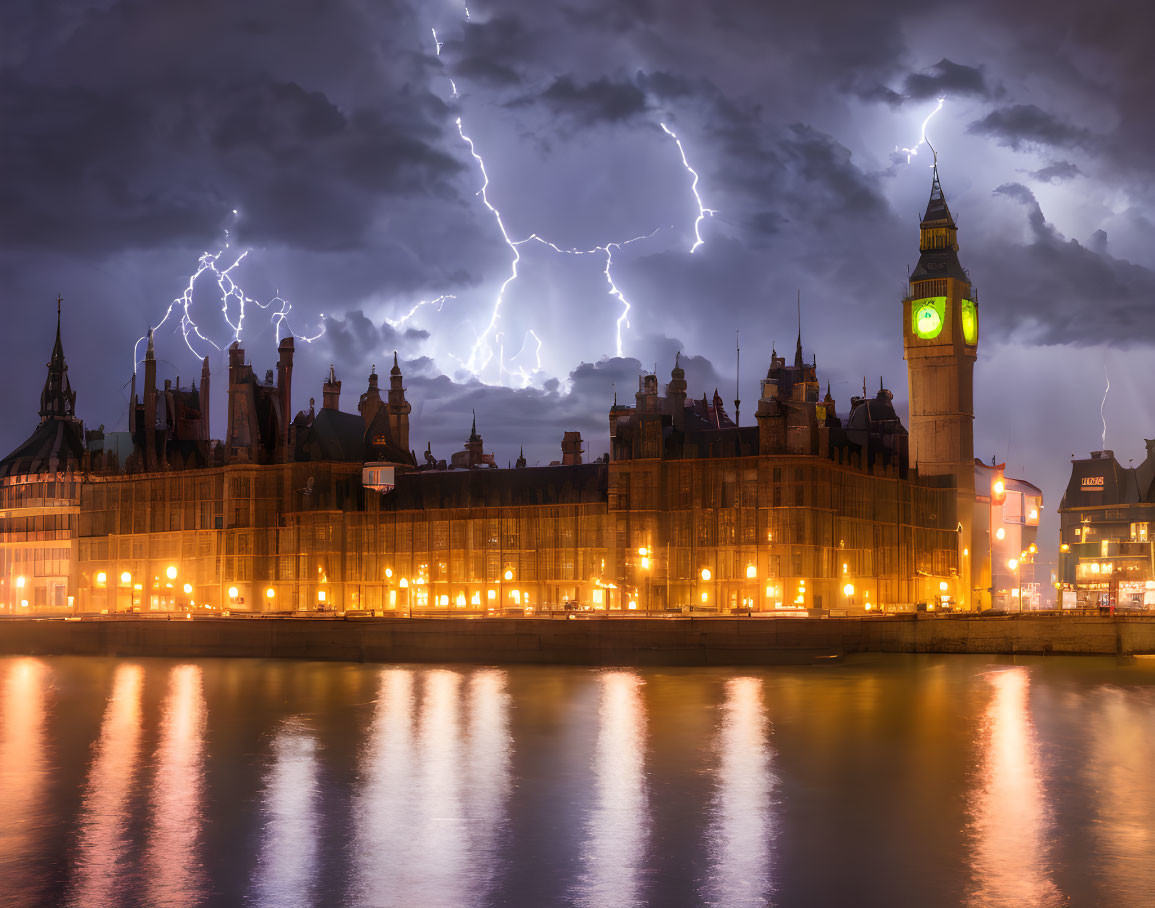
[4,170,993,616]
[903,165,979,610]
[1057,448,1155,610]
[975,462,1043,611]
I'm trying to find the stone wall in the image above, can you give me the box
[1,614,1153,666]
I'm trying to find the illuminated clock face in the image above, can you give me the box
[911,296,946,339]
[961,299,978,345]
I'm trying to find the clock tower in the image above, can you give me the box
[903,166,978,609]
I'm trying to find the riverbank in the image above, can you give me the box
[1,613,1153,665]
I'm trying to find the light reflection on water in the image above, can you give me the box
[6,656,1155,905]
[574,670,649,908]
[352,667,512,907]
[352,668,416,905]
[702,676,775,908]
[67,663,144,908]
[966,667,1061,908]
[251,718,320,908]
[145,664,207,908]
[0,657,50,906]
[1087,687,1155,906]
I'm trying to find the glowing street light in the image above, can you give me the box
[995,527,1006,541]
[503,569,514,581]
[165,565,178,580]
[228,586,239,600]
[1008,558,1018,570]
[96,571,107,585]
[700,568,712,581]
[183,583,193,595]
[120,571,132,586]
[265,587,275,600]
[746,564,757,579]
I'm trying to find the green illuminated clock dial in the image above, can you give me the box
[961,299,978,345]
[910,296,947,339]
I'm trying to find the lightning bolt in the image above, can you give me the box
[525,229,660,356]
[660,123,715,253]
[455,116,524,377]
[135,227,325,373]
[427,22,715,383]
[899,97,945,164]
[385,294,455,329]
[1101,366,1110,450]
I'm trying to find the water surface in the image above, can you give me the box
[2,653,1154,906]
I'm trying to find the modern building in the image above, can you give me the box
[4,168,1005,616]
[975,461,1044,611]
[1057,447,1155,610]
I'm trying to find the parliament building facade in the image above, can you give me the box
[1,171,989,616]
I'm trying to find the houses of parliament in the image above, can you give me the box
[0,169,999,617]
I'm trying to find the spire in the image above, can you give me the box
[40,295,76,421]
[391,350,401,375]
[794,291,804,369]
[922,164,955,227]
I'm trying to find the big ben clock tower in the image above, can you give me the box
[903,166,978,609]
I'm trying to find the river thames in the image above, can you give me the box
[2,654,1154,906]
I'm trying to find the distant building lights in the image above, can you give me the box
[15,576,26,589]
[385,568,393,579]
[628,599,637,610]
[1008,559,1018,570]
[939,581,949,592]
[183,583,193,595]
[843,583,855,597]
[265,587,275,600]
[95,572,107,585]
[120,572,132,586]
[228,586,239,599]
[165,565,178,580]
[700,568,712,581]
[746,564,757,579]
[503,569,514,581]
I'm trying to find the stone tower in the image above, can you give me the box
[386,352,412,454]
[902,166,978,609]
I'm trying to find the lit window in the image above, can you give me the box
[1132,523,1149,543]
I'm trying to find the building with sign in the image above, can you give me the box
[1057,447,1155,610]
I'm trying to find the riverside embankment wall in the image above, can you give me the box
[2,615,1154,665]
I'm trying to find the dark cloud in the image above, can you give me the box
[1027,161,1082,183]
[983,184,1155,347]
[321,310,429,367]
[968,104,1092,150]
[446,15,532,86]
[535,76,648,124]
[903,58,995,100]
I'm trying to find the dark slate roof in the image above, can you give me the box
[381,463,608,510]
[0,417,86,479]
[298,408,367,462]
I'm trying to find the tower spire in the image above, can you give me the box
[794,290,804,369]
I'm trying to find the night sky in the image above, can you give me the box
[3,0,1154,556]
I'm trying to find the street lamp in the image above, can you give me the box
[843,582,855,609]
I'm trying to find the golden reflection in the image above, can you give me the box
[966,668,1061,907]
[702,676,775,907]
[252,719,320,908]
[413,669,467,906]
[575,671,649,908]
[1087,688,1155,906]
[352,668,416,905]
[465,669,512,900]
[68,663,145,908]
[146,664,207,908]
[0,658,51,906]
